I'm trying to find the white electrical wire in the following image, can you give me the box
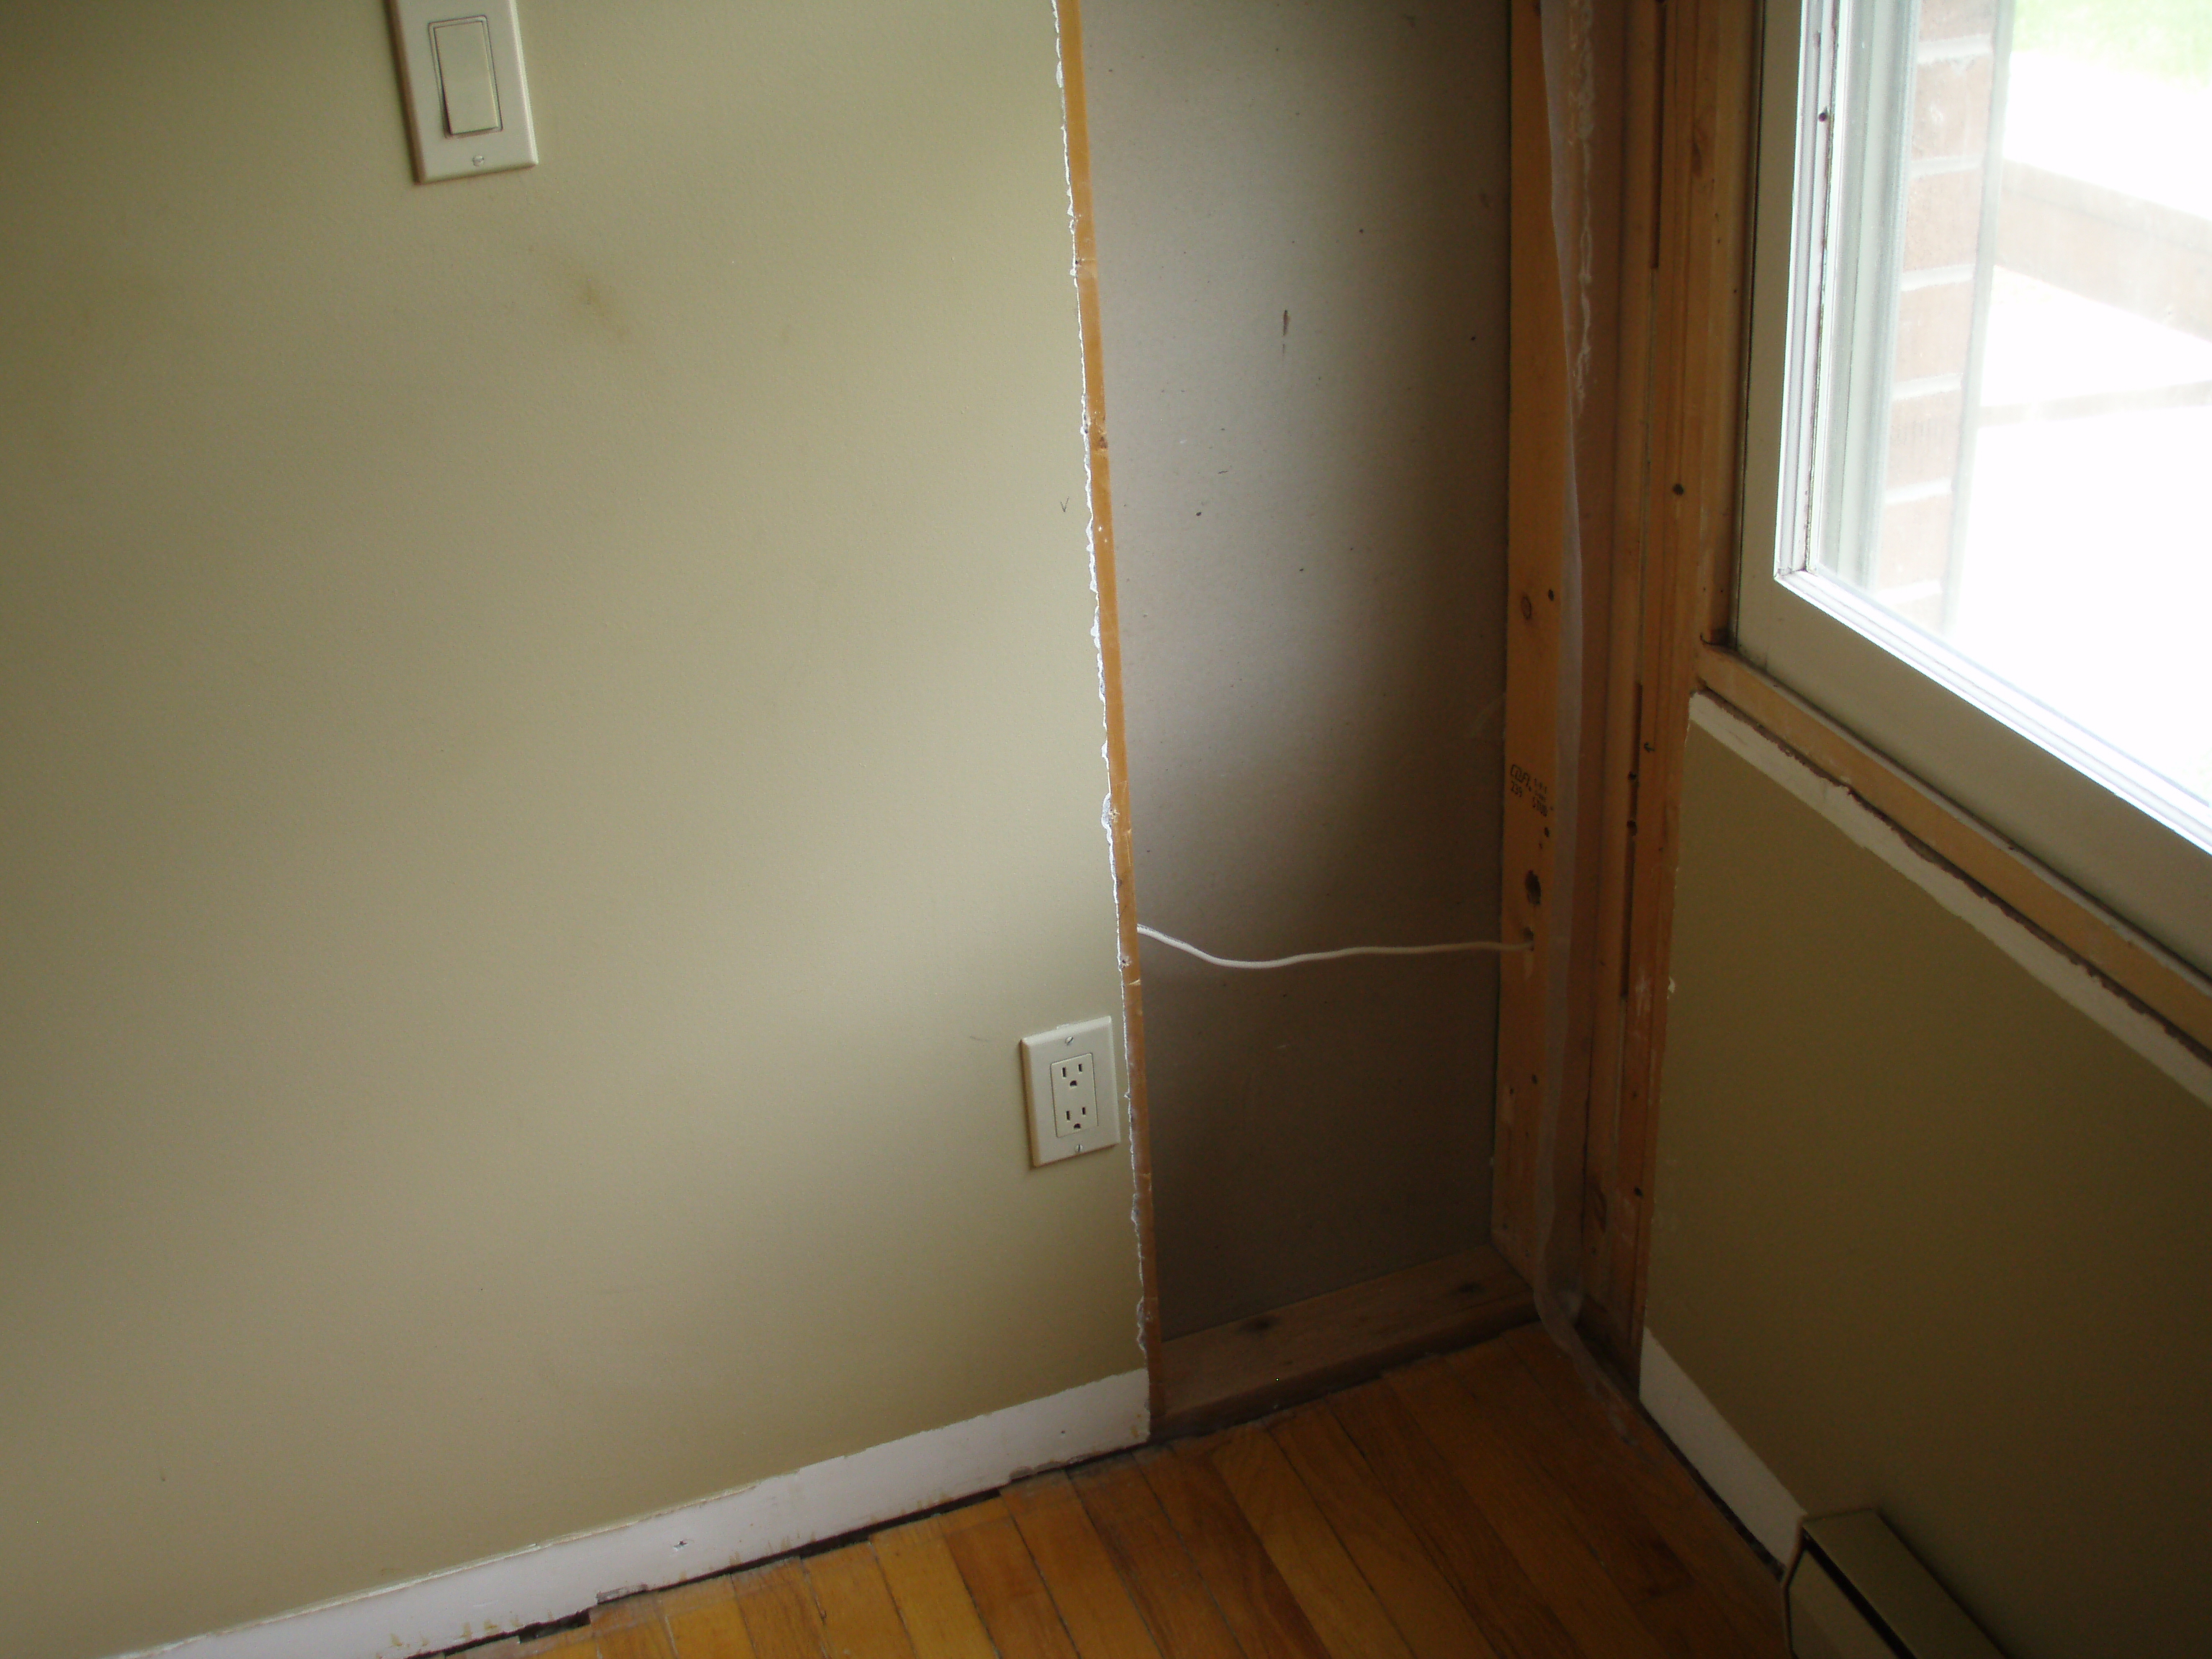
[1136,923,1532,972]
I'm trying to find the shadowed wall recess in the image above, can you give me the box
[1083,0,1512,1336]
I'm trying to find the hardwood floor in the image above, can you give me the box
[487,1326,1788,1659]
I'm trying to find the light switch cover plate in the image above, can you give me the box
[1020,1017,1120,1167]
[390,0,537,183]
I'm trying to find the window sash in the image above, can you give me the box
[1736,0,2212,978]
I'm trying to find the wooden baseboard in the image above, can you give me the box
[1155,1246,1534,1439]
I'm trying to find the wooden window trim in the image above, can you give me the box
[1694,644,2212,1061]
[1520,0,2212,1384]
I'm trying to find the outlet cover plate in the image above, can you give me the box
[1020,1017,1120,1166]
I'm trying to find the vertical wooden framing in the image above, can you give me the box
[1498,0,1762,1375]
[1586,0,1761,1373]
[1053,0,1166,1420]
[1578,0,1665,1343]
[1493,0,1573,1288]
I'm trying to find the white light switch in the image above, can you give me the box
[431,18,501,136]
[390,0,536,183]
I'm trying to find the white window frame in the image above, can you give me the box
[1737,0,2212,977]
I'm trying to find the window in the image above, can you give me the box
[1739,0,2212,974]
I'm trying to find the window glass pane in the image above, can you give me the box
[1808,0,2212,828]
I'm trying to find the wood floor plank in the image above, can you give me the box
[1268,1405,1501,1659]
[873,1510,1002,1659]
[662,1577,758,1659]
[806,1543,920,1659]
[735,1563,830,1659]
[946,1512,1082,1659]
[1004,1472,1163,1659]
[1136,1444,1331,1659]
[511,1331,1793,1659]
[1328,1380,1581,1659]
[1068,1457,1247,1659]
[519,1628,599,1658]
[593,1599,678,1659]
[1450,1339,1694,1603]
[1205,1427,1415,1659]
[1390,1360,1671,1659]
[1449,1337,1786,1658]
[1499,1328,1786,1646]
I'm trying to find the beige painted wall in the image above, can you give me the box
[1082,0,1510,1336]
[0,6,1141,1658]
[1648,725,2212,1659]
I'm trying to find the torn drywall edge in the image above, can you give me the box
[1051,0,1153,1375]
[1640,1328,1807,1563]
[1049,0,1107,773]
[116,1368,1148,1659]
[1689,693,2212,1106]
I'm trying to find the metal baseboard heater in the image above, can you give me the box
[1788,1512,2007,1659]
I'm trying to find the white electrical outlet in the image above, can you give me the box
[1020,1017,1120,1166]
[1051,1053,1097,1138]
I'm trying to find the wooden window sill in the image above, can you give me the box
[1695,642,2212,1063]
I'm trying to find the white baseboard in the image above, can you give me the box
[122,1369,1150,1659]
[1639,1330,1804,1564]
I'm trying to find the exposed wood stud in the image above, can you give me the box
[1157,1246,1534,1439]
[1494,0,1576,1290]
[1561,0,1763,1380]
